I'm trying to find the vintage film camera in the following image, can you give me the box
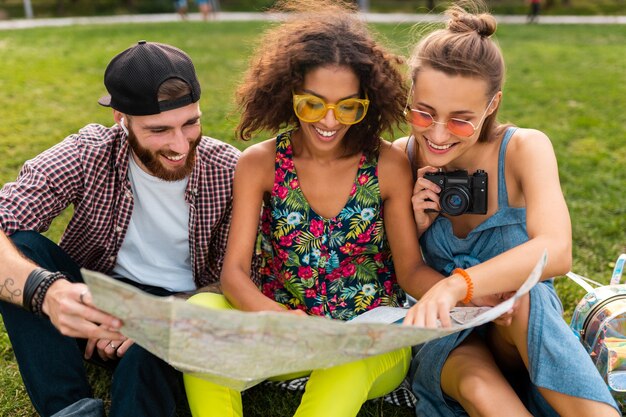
[423,169,488,216]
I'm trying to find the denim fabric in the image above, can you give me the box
[410,128,618,416]
[0,231,186,417]
[50,398,104,417]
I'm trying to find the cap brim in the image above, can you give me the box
[98,95,112,107]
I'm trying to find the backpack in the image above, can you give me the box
[569,254,626,412]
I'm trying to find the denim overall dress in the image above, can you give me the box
[408,128,618,416]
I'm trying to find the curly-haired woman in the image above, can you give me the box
[182,0,439,415]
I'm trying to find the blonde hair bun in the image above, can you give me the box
[446,5,497,38]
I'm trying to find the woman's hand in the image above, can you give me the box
[411,166,442,234]
[467,292,517,327]
[403,275,467,328]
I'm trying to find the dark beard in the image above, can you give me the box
[126,127,201,182]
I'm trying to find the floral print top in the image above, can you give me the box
[257,131,403,320]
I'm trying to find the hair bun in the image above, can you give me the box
[447,8,497,38]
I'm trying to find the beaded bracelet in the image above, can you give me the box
[31,272,66,317]
[23,269,67,317]
[452,268,474,304]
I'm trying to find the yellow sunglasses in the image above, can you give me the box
[292,93,370,125]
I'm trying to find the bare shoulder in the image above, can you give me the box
[238,138,276,170]
[507,127,558,175]
[235,138,277,188]
[508,128,554,155]
[391,136,411,152]
[379,139,411,169]
[378,139,413,196]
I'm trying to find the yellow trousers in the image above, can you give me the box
[183,293,410,417]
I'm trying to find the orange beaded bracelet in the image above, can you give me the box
[453,268,474,304]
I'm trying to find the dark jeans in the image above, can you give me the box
[0,231,186,417]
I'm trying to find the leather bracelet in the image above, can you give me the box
[452,268,474,304]
[22,268,67,316]
[31,272,66,317]
[22,268,48,312]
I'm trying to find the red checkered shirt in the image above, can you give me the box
[0,123,239,288]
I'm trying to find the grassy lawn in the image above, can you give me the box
[2,0,625,18]
[0,21,625,416]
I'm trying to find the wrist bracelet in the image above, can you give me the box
[23,269,67,316]
[22,268,48,312]
[31,272,66,317]
[453,268,474,304]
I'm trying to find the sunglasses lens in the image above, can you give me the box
[294,96,326,122]
[447,119,475,137]
[408,110,434,128]
[294,95,368,125]
[335,99,367,124]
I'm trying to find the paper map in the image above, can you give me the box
[83,250,547,390]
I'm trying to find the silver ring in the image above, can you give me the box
[79,290,88,305]
[109,342,117,350]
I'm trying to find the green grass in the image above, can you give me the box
[0,21,625,416]
[1,0,624,18]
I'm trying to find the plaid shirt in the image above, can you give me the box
[0,123,239,288]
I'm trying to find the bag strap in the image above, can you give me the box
[566,254,626,290]
[610,253,626,285]
[566,271,597,293]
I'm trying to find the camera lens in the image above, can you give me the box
[440,187,469,216]
[448,195,463,208]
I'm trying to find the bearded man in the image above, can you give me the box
[0,41,240,417]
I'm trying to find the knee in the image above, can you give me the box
[456,372,498,412]
[311,359,370,389]
[310,353,390,393]
[187,292,234,310]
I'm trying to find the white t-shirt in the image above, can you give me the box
[112,155,195,292]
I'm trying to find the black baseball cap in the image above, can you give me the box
[98,41,201,116]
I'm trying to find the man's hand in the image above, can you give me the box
[85,331,134,361]
[42,279,124,340]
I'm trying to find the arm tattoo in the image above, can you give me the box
[0,277,22,302]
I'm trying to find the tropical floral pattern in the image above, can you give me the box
[257,131,403,321]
